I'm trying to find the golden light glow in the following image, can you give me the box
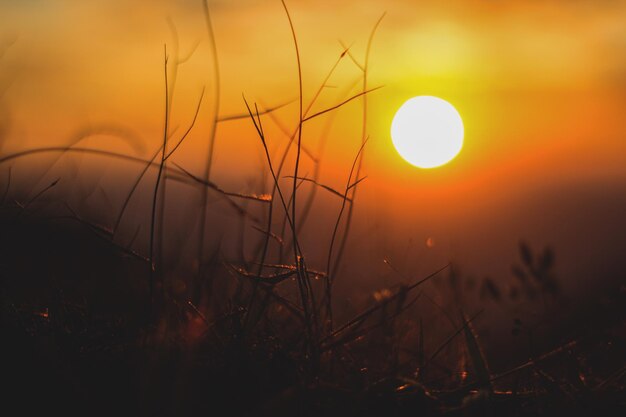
[391,96,464,169]
[2,0,626,239]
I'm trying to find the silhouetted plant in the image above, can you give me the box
[511,241,559,300]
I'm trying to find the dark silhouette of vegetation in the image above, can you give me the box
[0,2,624,416]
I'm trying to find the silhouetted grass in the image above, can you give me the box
[0,1,624,416]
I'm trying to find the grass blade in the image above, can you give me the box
[461,309,492,390]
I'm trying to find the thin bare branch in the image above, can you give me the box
[302,86,382,122]
[173,162,271,203]
[197,0,222,294]
[322,264,449,344]
[339,40,364,71]
[19,178,60,214]
[249,262,327,278]
[114,146,162,235]
[164,87,205,161]
[332,12,385,279]
[423,309,484,370]
[228,263,298,285]
[281,0,318,364]
[326,138,369,275]
[218,98,296,122]
[251,224,284,246]
[284,176,352,201]
[322,293,422,352]
[148,45,170,300]
[347,176,367,190]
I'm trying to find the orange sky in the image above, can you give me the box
[1,0,626,291]
[2,1,625,172]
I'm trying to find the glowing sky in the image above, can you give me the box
[2,0,626,291]
[3,1,625,173]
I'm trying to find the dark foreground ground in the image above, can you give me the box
[1,212,625,417]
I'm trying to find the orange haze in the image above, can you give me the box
[1,0,626,295]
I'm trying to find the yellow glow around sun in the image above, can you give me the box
[391,96,464,169]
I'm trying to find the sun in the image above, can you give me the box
[391,96,464,169]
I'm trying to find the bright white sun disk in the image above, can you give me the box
[391,96,464,169]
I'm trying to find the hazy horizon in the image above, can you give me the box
[1,0,625,303]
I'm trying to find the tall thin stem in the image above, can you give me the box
[331,13,385,279]
[198,0,222,299]
[272,1,319,369]
[148,45,169,306]
[280,0,304,253]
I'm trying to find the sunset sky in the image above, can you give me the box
[1,0,625,294]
